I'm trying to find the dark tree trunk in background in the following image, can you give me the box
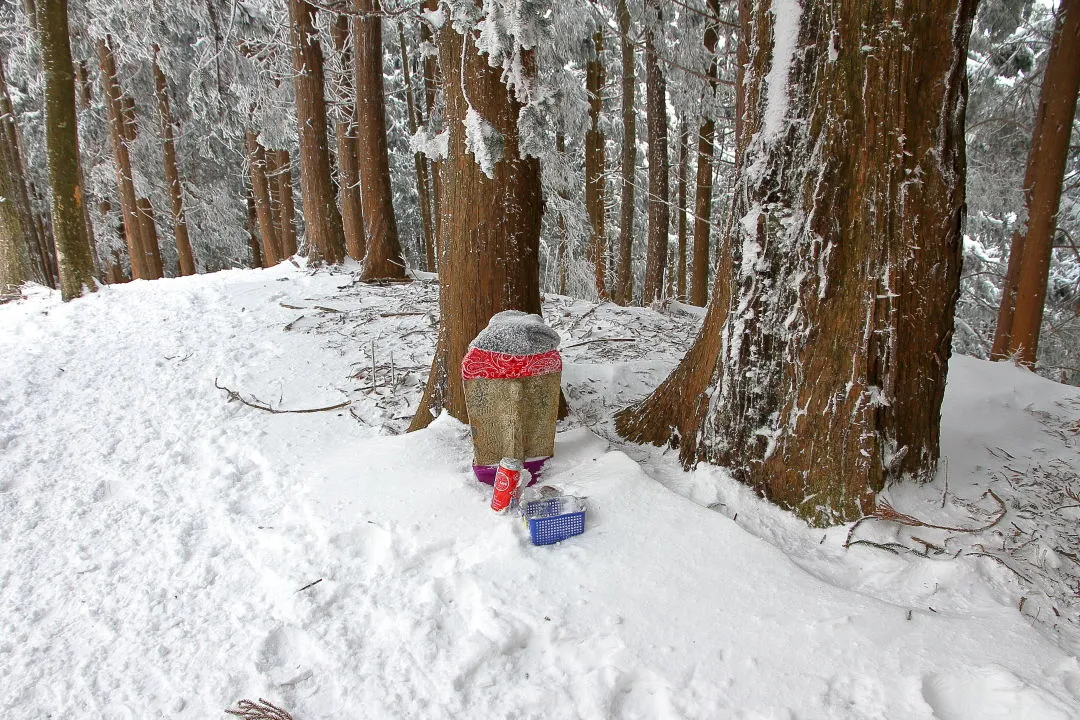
[271,150,298,257]
[39,0,96,299]
[246,193,264,268]
[585,29,607,298]
[246,130,281,266]
[0,55,39,291]
[618,0,978,526]
[153,51,196,276]
[398,22,436,272]
[331,14,365,262]
[409,21,542,431]
[676,118,689,301]
[689,0,721,307]
[614,0,636,306]
[421,0,442,250]
[991,0,1080,367]
[98,37,153,280]
[642,0,669,304]
[136,198,163,278]
[353,0,407,281]
[288,0,347,264]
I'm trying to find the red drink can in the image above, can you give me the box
[491,457,523,512]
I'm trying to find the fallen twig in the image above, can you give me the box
[296,578,323,593]
[844,489,1007,548]
[215,379,350,414]
[563,337,636,349]
[225,698,294,719]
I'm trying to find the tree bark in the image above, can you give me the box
[585,29,607,298]
[0,55,38,290]
[98,37,153,280]
[288,0,347,264]
[991,0,1080,367]
[272,150,298,257]
[38,0,96,300]
[642,0,669,305]
[689,0,721,307]
[245,131,281,266]
[398,22,436,272]
[330,14,365,262]
[614,0,636,305]
[136,197,162,278]
[152,51,196,276]
[353,0,407,280]
[676,118,689,301]
[617,0,978,526]
[421,0,442,251]
[246,193,264,268]
[409,20,542,431]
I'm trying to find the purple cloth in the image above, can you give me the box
[473,457,549,486]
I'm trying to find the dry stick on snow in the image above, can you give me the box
[214,379,350,414]
[844,489,1008,548]
[225,698,294,720]
[563,337,637,349]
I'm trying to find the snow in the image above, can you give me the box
[762,0,802,143]
[470,310,560,354]
[2,265,1080,719]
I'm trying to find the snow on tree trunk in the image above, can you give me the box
[642,0,669,305]
[152,52,196,277]
[617,0,978,526]
[408,16,542,432]
[353,0,407,281]
[585,29,607,299]
[288,0,347,265]
[990,0,1080,368]
[38,0,96,300]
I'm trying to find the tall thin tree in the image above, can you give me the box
[614,0,636,305]
[152,50,196,276]
[642,0,669,304]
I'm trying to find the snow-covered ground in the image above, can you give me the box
[1,263,1079,719]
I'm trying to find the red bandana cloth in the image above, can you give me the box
[461,347,563,381]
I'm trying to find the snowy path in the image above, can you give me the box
[1,266,1079,719]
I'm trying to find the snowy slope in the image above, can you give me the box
[1,264,1079,720]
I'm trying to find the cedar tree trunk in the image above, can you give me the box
[689,0,721,307]
[676,117,689,301]
[331,14,365,261]
[991,0,1080,367]
[271,150,298,257]
[152,52,196,276]
[39,0,96,300]
[642,0,669,304]
[246,130,281,265]
[613,0,636,305]
[617,0,978,526]
[408,19,542,431]
[585,29,607,298]
[288,0,347,264]
[353,0,407,280]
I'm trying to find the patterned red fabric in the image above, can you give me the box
[461,347,563,380]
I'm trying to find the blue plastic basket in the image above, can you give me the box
[523,496,586,546]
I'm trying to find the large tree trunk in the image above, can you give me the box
[689,0,721,307]
[613,0,636,306]
[136,197,163,278]
[152,52,196,276]
[398,22,436,272]
[330,14,365,262]
[246,193,264,268]
[353,0,407,281]
[98,37,153,280]
[38,0,96,300]
[421,0,442,253]
[245,130,281,266]
[991,0,1080,367]
[617,0,978,526]
[408,19,542,431]
[675,118,689,301]
[288,0,347,264]
[642,0,669,305]
[585,29,607,298]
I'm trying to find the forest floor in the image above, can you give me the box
[2,261,1080,719]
